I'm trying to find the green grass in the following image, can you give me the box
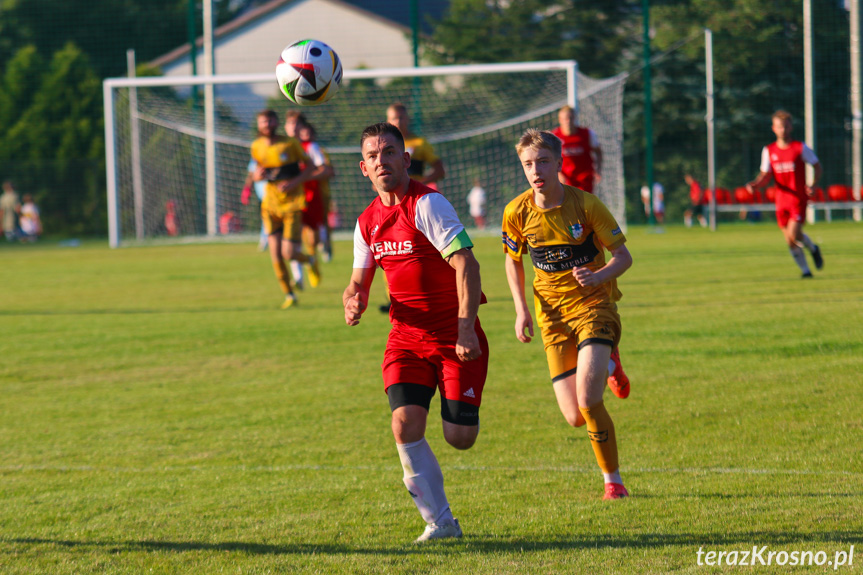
[1,222,861,574]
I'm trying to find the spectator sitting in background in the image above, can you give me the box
[19,194,42,242]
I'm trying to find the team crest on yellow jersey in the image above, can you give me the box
[570,224,583,240]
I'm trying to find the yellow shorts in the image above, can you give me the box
[535,295,621,381]
[261,205,302,243]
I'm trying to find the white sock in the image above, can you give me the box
[800,234,816,253]
[603,469,623,485]
[684,215,693,228]
[790,246,810,274]
[290,261,304,285]
[396,438,453,525]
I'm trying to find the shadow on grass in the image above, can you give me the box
[6,531,862,556]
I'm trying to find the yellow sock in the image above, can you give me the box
[272,260,293,295]
[578,400,619,474]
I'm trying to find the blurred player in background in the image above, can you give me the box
[298,122,335,266]
[378,103,448,313]
[683,174,708,228]
[249,109,318,308]
[503,129,632,500]
[283,111,309,288]
[640,182,665,225]
[466,178,487,230]
[386,103,445,187]
[746,110,823,278]
[343,122,488,543]
[241,149,269,251]
[552,105,602,194]
[1,181,21,241]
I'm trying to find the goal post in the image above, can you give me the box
[103,61,626,248]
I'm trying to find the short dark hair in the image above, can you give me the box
[387,102,408,115]
[360,122,405,150]
[257,109,278,121]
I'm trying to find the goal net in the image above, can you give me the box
[104,62,626,247]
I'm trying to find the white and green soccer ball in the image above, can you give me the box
[276,39,343,106]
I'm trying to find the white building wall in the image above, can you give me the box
[162,0,415,78]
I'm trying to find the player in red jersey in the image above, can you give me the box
[342,122,488,544]
[552,105,602,193]
[746,110,824,278]
[683,174,708,228]
[297,122,334,282]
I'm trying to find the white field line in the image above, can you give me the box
[1,464,860,477]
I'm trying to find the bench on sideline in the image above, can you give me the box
[707,185,863,223]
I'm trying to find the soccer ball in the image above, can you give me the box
[276,39,343,106]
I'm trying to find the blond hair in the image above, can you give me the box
[515,128,562,158]
[772,109,792,123]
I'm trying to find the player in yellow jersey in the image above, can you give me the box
[502,129,633,500]
[387,103,445,187]
[250,109,318,308]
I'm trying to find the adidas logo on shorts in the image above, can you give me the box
[463,388,475,399]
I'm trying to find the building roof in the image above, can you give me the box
[150,0,448,69]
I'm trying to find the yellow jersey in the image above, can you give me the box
[404,135,439,180]
[250,135,309,212]
[502,185,626,309]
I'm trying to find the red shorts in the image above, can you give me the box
[382,322,489,407]
[302,188,324,228]
[775,194,807,228]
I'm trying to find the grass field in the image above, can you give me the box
[1,222,861,574]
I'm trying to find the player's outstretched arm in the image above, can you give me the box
[280,164,316,194]
[746,171,771,193]
[573,244,633,288]
[504,256,533,343]
[447,248,482,362]
[241,172,254,204]
[806,162,823,196]
[593,145,603,184]
[343,267,375,326]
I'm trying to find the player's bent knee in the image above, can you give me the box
[443,424,479,450]
[562,410,587,428]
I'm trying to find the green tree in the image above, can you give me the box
[0,0,243,79]
[426,0,641,77]
[0,45,44,147]
[622,0,850,221]
[2,43,105,235]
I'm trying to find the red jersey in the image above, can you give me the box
[300,141,324,225]
[689,179,705,205]
[353,180,484,335]
[552,126,598,192]
[760,141,819,201]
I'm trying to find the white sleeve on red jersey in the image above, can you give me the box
[306,142,326,167]
[759,146,772,173]
[801,143,819,166]
[414,193,464,253]
[352,221,375,268]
